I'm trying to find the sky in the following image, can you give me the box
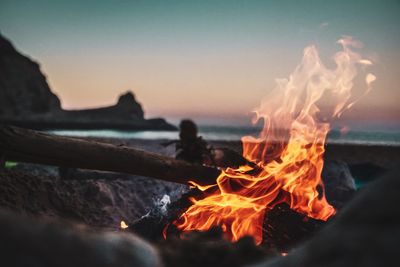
[1,0,399,129]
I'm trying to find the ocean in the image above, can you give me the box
[49,126,400,146]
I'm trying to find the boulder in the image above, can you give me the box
[0,209,162,267]
[322,160,356,209]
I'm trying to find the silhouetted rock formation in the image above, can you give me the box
[0,34,61,117]
[0,34,176,131]
[64,92,144,121]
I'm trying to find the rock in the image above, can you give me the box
[0,33,176,131]
[0,209,162,267]
[251,170,400,267]
[322,160,356,209]
[0,168,188,228]
[0,34,61,117]
[117,92,145,118]
[58,91,145,122]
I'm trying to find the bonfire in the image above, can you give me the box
[172,36,375,245]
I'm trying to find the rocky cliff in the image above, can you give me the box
[0,34,61,117]
[0,34,176,131]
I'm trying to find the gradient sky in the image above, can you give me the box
[1,0,399,128]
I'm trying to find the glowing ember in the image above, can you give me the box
[120,220,129,229]
[173,37,375,245]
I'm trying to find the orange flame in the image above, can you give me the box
[173,37,375,245]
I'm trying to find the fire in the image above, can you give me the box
[120,220,129,229]
[173,37,375,245]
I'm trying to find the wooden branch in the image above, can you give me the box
[0,125,221,185]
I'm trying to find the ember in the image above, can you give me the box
[172,37,375,244]
[120,220,129,229]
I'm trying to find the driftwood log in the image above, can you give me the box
[0,125,221,185]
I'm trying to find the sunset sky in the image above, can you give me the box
[1,0,399,129]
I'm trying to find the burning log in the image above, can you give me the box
[0,125,221,185]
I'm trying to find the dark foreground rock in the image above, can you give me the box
[0,34,176,131]
[322,160,356,209]
[0,209,162,267]
[252,170,400,267]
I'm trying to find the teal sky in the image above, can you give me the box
[1,0,399,128]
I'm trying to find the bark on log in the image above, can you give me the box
[0,125,221,185]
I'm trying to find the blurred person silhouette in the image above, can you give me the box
[162,119,251,168]
[162,119,213,164]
